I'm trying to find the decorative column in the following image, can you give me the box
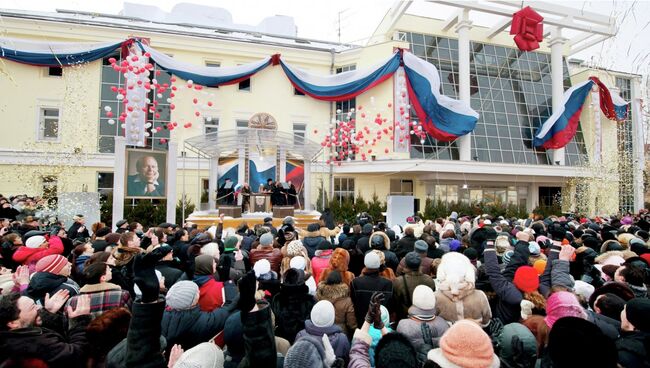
[166,140,178,223]
[456,9,472,161]
[549,27,567,165]
[238,148,246,185]
[631,80,645,212]
[111,136,126,230]
[303,160,312,211]
[208,156,219,210]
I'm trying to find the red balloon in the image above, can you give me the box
[195,111,201,117]
[110,86,118,92]
[207,101,213,107]
[169,104,175,110]
[388,102,392,108]
[170,77,177,82]
[384,148,389,153]
[313,129,318,134]
[193,98,198,104]
[106,111,113,118]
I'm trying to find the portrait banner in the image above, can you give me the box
[125,148,167,199]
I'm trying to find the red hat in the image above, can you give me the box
[640,254,650,266]
[513,266,539,293]
[35,255,68,274]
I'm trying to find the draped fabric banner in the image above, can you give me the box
[279,51,401,101]
[402,51,479,142]
[139,43,273,87]
[0,37,125,67]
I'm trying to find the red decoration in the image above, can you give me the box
[510,6,543,52]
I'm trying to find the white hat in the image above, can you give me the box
[253,259,271,278]
[573,280,595,301]
[364,252,381,269]
[174,342,224,368]
[26,235,46,249]
[200,243,220,259]
[412,285,436,310]
[290,256,306,271]
[310,300,335,328]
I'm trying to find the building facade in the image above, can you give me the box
[0,2,645,218]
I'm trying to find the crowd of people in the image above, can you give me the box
[0,192,649,368]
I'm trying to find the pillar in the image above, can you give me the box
[208,156,219,210]
[303,160,312,211]
[238,148,246,185]
[279,148,287,182]
[166,140,178,223]
[631,80,645,211]
[456,9,472,161]
[549,27,567,165]
[111,136,126,231]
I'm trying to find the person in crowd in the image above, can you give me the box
[66,261,131,318]
[396,239,434,276]
[13,233,64,270]
[392,252,436,321]
[154,244,183,289]
[295,300,350,361]
[316,270,357,338]
[249,232,282,274]
[311,240,334,283]
[396,285,449,352]
[67,214,90,240]
[351,252,393,326]
[26,254,80,303]
[271,268,315,343]
[193,254,226,312]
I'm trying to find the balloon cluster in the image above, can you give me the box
[103,49,215,145]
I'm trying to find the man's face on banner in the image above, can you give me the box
[139,156,159,183]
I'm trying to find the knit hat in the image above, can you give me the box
[625,298,650,332]
[545,291,587,328]
[283,335,327,368]
[404,252,421,271]
[513,266,539,293]
[362,223,374,235]
[533,259,546,275]
[224,236,238,251]
[25,235,46,249]
[286,240,303,256]
[411,285,436,315]
[253,259,271,278]
[200,242,220,259]
[310,300,335,328]
[194,254,215,276]
[290,256,306,271]
[516,231,530,242]
[497,323,537,368]
[573,280,595,301]
[414,240,428,252]
[449,239,461,251]
[166,281,198,310]
[547,317,617,368]
[428,320,499,368]
[259,233,273,246]
[528,242,541,256]
[375,332,418,368]
[35,254,68,274]
[502,250,514,265]
[174,342,224,368]
[364,251,381,269]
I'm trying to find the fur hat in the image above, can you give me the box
[166,281,198,310]
[404,252,421,271]
[86,307,132,359]
[310,300,335,328]
[436,252,475,297]
[588,281,635,310]
[174,342,224,368]
[428,320,499,368]
[547,317,617,367]
[573,280,595,301]
[375,332,418,368]
[286,240,304,256]
[35,254,68,274]
[545,291,586,328]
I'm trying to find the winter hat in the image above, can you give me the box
[200,243,220,259]
[450,211,458,220]
[283,336,327,368]
[404,251,421,271]
[502,250,514,265]
[414,240,428,252]
[364,251,381,269]
[629,238,648,255]
[588,282,635,310]
[290,256,306,271]
[26,235,46,249]
[194,255,215,276]
[635,230,650,241]
[428,320,499,368]
[516,231,530,242]
[497,323,537,368]
[259,233,274,246]
[362,223,374,235]
[95,227,111,238]
[617,233,635,248]
[306,223,320,232]
[286,240,303,256]
[547,317,617,368]
[463,247,478,261]
[375,332,418,368]
[625,298,650,332]
[317,240,333,251]
[573,280,595,301]
[223,236,238,252]
[545,291,586,328]
[174,342,224,368]
[310,300,335,328]
[533,259,546,275]
[35,255,68,274]
[370,234,385,248]
[528,242,541,256]
[253,259,271,278]
[449,239,462,251]
[410,285,436,317]
[166,281,199,310]
[621,216,633,225]
[513,266,539,293]
[283,216,296,226]
[641,253,650,266]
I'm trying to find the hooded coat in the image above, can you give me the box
[392,271,436,321]
[318,248,355,286]
[300,224,327,258]
[350,269,393,326]
[271,269,316,343]
[12,235,64,268]
[315,282,357,337]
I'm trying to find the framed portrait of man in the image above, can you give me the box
[125,149,167,199]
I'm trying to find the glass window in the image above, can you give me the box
[334,178,355,202]
[390,179,414,195]
[238,78,251,91]
[97,172,114,197]
[38,107,60,141]
[236,120,248,138]
[204,117,219,135]
[293,123,306,145]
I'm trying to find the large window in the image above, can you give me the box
[402,32,587,165]
[432,184,527,206]
[334,177,355,202]
[335,65,356,160]
[616,77,634,213]
[99,53,171,152]
[37,107,60,141]
[236,120,248,137]
[293,123,306,145]
[390,179,414,195]
[204,117,219,135]
[97,172,114,197]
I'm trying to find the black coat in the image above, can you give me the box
[0,315,91,368]
[155,261,184,290]
[271,283,316,343]
[91,239,109,252]
[616,330,650,368]
[350,270,393,325]
[67,222,89,240]
[394,235,417,258]
[26,272,80,304]
[356,236,371,254]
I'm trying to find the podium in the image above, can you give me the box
[273,206,294,218]
[219,205,242,218]
[251,193,271,213]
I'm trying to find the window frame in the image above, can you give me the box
[36,103,62,143]
[204,117,220,135]
[333,177,355,203]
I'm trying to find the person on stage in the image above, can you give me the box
[271,181,287,206]
[263,178,274,193]
[240,182,251,213]
[287,180,297,208]
[218,178,235,205]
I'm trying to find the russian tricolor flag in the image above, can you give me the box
[610,90,630,121]
[0,37,124,67]
[590,76,630,121]
[533,79,594,149]
[401,51,479,141]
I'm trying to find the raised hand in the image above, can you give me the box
[44,289,71,313]
[167,344,184,368]
[12,265,30,287]
[134,247,166,303]
[559,244,575,261]
[66,294,91,318]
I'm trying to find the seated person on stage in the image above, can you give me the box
[218,178,235,205]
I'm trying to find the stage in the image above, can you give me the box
[185,209,322,230]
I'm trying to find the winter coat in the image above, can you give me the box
[295,320,350,360]
[315,282,357,337]
[237,302,278,368]
[616,330,650,368]
[394,234,417,258]
[196,277,224,312]
[171,240,189,269]
[12,235,64,268]
[301,229,326,258]
[350,270,393,326]
[391,271,436,321]
[67,222,89,240]
[271,281,316,343]
[91,238,109,252]
[155,261,184,290]
[396,254,434,276]
[586,310,621,340]
[26,272,80,304]
[484,247,524,324]
[348,329,373,368]
[249,246,283,274]
[0,314,92,368]
[161,292,238,350]
[311,249,333,283]
[67,282,131,319]
[356,235,371,255]
[396,315,450,350]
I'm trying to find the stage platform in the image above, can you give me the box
[185,210,322,230]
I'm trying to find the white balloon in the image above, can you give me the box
[206,117,212,122]
[116,94,124,100]
[104,106,112,112]
[157,93,163,98]
[187,79,194,85]
[144,132,150,137]
[336,109,342,114]
[145,123,152,128]
[152,79,158,85]
[120,123,126,129]
[166,98,172,103]
[108,119,115,125]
